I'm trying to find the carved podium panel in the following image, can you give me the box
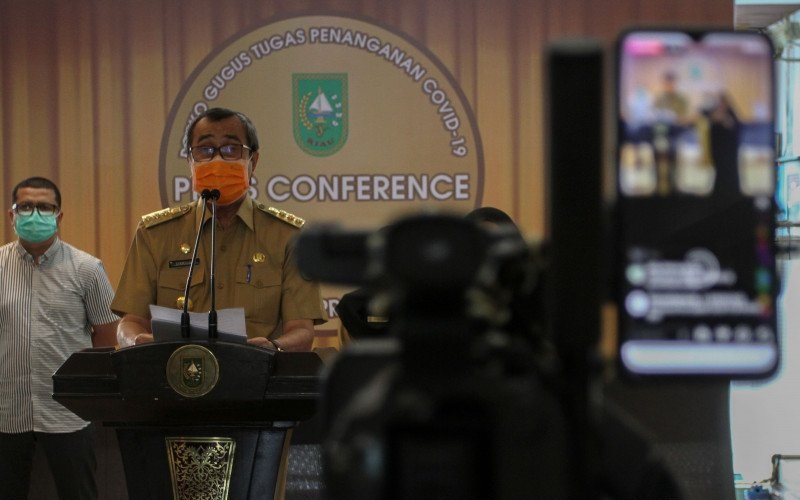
[53,341,323,500]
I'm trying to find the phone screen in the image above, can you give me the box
[614,30,779,377]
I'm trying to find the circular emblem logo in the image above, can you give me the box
[159,14,483,228]
[166,344,220,398]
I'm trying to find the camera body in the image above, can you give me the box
[297,214,573,499]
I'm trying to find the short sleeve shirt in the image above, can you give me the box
[0,239,118,433]
[111,196,326,338]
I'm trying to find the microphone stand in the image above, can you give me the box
[181,190,211,338]
[207,189,220,339]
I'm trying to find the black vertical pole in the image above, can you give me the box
[545,38,604,500]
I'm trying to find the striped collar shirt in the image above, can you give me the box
[0,238,118,433]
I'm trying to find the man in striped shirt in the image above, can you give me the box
[0,177,118,500]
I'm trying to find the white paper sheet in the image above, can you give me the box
[149,304,247,343]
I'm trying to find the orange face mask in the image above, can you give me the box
[192,161,249,205]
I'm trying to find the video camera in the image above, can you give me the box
[296,213,574,500]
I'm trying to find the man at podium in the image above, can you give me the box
[111,107,327,349]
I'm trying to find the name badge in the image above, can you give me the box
[169,258,199,268]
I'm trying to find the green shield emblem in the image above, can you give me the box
[293,73,348,156]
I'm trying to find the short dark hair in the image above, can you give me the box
[465,206,516,227]
[12,177,62,207]
[183,107,260,155]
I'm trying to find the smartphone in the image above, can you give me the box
[614,29,779,377]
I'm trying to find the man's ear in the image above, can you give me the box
[250,151,259,175]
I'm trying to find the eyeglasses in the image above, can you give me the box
[188,144,252,162]
[12,202,60,217]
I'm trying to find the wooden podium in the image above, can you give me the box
[52,341,322,500]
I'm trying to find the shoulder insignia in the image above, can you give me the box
[256,203,305,228]
[141,204,192,228]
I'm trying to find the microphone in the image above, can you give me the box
[181,189,212,338]
[207,189,220,338]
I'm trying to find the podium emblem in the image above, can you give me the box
[166,344,219,398]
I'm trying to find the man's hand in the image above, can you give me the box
[117,314,154,347]
[133,333,154,345]
[247,336,273,348]
[92,320,120,348]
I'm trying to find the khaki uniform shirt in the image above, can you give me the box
[111,196,326,339]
